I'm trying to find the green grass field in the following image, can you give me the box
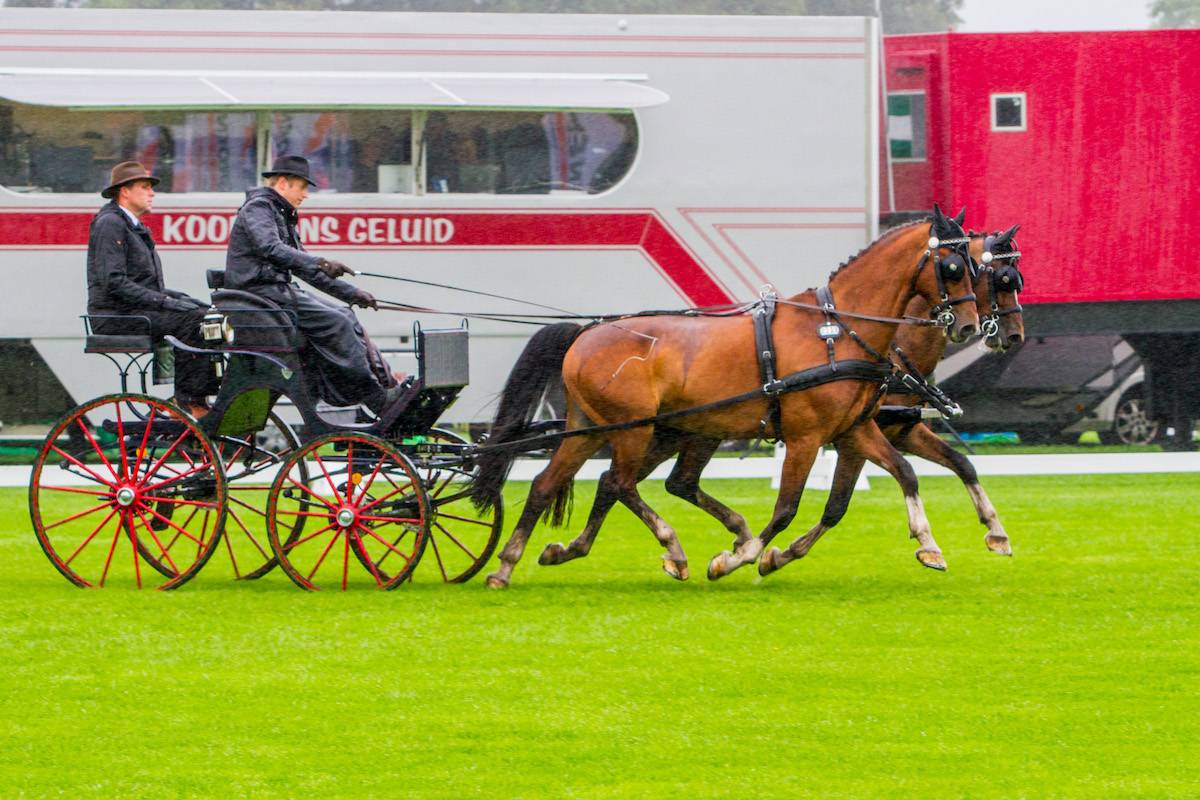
[2,473,1198,798]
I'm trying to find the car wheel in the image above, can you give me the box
[1100,386,1161,445]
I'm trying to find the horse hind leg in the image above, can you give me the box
[607,427,691,581]
[485,434,603,589]
[664,436,754,547]
[899,424,1012,556]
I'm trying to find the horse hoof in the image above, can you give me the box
[985,534,1013,556]
[662,557,689,582]
[706,552,733,581]
[538,543,567,566]
[485,573,509,589]
[758,547,782,577]
[915,548,947,571]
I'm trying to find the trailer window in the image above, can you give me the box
[887,92,926,161]
[991,93,1027,131]
[423,110,636,195]
[0,102,257,194]
[270,110,412,193]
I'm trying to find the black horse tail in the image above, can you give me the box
[470,322,584,518]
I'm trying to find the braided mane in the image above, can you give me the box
[820,217,931,287]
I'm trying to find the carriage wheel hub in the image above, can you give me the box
[336,508,356,528]
[115,487,137,508]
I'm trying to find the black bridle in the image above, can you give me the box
[979,234,1024,338]
[916,229,977,328]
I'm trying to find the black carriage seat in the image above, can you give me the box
[82,314,154,353]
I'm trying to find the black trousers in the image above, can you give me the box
[289,290,384,407]
[95,308,221,401]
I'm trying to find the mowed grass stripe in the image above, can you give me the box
[1,474,1197,798]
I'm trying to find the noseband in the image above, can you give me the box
[979,235,1024,338]
[916,231,976,328]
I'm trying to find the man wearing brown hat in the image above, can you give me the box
[225,154,400,412]
[86,161,219,415]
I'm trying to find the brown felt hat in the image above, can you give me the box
[101,161,159,199]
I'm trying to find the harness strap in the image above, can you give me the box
[478,359,896,457]
[752,292,784,440]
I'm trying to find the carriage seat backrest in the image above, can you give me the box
[206,269,226,290]
[82,314,154,354]
[211,289,302,352]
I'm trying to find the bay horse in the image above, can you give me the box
[535,225,1025,578]
[471,206,980,588]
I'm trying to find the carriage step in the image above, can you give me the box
[101,418,189,440]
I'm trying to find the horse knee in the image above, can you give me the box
[891,458,919,496]
[664,473,698,500]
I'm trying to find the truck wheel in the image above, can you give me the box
[1099,387,1161,445]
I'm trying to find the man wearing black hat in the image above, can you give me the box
[86,161,219,416]
[225,154,400,412]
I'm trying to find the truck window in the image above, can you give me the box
[991,93,1027,131]
[887,92,926,161]
[270,110,413,194]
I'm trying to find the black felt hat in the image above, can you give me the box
[262,154,317,187]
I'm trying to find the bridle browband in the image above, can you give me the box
[915,228,977,328]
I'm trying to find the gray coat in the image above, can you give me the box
[224,187,357,306]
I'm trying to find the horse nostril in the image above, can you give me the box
[1008,332,1024,345]
[959,324,977,339]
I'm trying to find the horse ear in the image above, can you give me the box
[953,206,967,226]
[932,202,945,223]
[995,223,1020,246]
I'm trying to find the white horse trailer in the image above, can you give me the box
[0,7,878,425]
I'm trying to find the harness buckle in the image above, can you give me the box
[762,379,783,396]
[818,323,841,340]
[936,309,957,327]
[981,317,1000,338]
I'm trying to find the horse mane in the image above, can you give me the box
[821,217,930,287]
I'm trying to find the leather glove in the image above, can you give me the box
[317,258,354,279]
[166,290,207,310]
[162,296,203,313]
[350,289,378,310]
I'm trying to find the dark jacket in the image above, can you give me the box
[86,200,174,317]
[225,187,357,306]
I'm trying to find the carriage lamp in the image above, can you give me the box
[201,311,225,342]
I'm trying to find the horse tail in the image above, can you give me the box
[470,322,584,514]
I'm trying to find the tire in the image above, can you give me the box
[29,394,227,590]
[1100,386,1161,445]
[266,433,430,591]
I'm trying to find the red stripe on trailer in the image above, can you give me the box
[0,209,734,307]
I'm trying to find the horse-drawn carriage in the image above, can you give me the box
[29,269,502,590]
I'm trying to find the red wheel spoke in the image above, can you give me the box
[341,529,350,590]
[229,494,268,518]
[357,514,423,524]
[132,510,182,575]
[138,494,219,510]
[357,486,408,514]
[433,511,493,528]
[142,427,197,482]
[345,443,354,503]
[431,486,473,506]
[223,520,243,578]
[361,525,415,565]
[42,501,113,532]
[141,462,212,494]
[427,471,458,500]
[63,507,119,566]
[98,521,123,587]
[228,508,271,561]
[137,503,205,547]
[286,474,336,511]
[73,418,119,481]
[354,456,385,505]
[40,485,114,498]
[304,529,343,582]
[276,509,343,519]
[114,402,129,482]
[131,404,156,484]
[350,529,386,586]
[427,530,450,581]
[284,522,338,552]
[312,449,343,499]
[433,520,479,560]
[50,446,118,488]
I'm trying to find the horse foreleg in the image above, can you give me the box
[485,435,603,589]
[707,438,820,580]
[606,428,690,580]
[898,423,1012,556]
[665,436,754,547]
[759,440,867,577]
[860,422,946,570]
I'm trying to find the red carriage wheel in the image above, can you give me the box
[266,433,429,591]
[29,393,227,590]
[213,411,310,580]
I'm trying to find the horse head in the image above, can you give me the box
[974,223,1025,350]
[916,204,980,343]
